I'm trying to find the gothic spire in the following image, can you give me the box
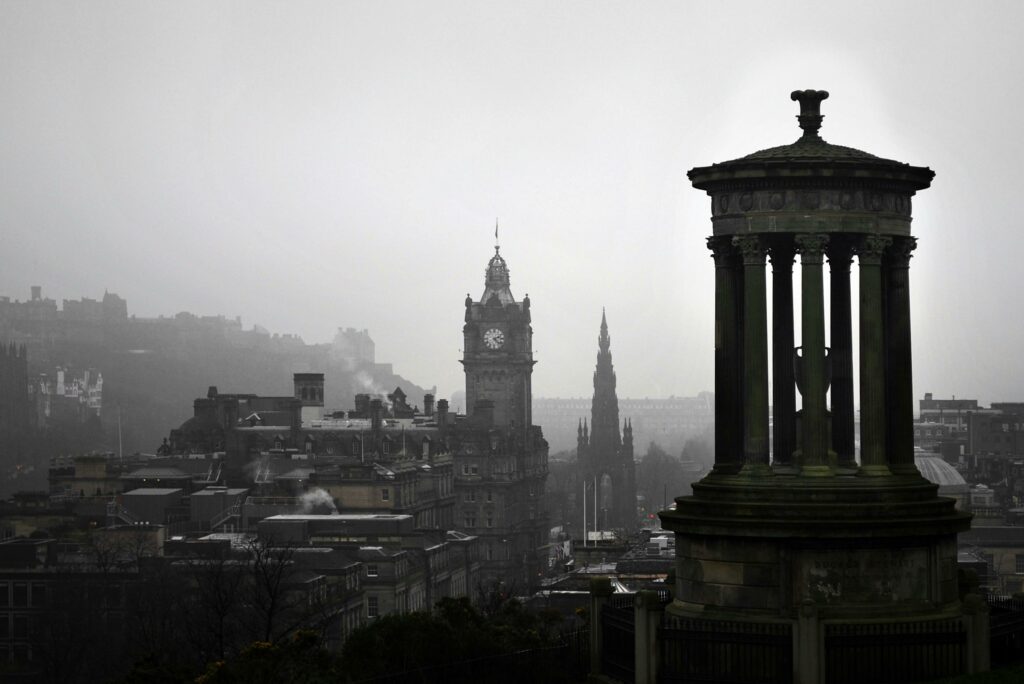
[590,310,620,450]
[599,308,610,352]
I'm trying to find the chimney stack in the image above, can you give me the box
[370,398,384,433]
[424,393,435,417]
[437,399,449,431]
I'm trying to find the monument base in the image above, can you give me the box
[658,472,983,683]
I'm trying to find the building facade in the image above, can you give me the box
[457,244,549,592]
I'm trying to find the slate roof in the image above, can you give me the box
[740,136,881,162]
[122,467,191,480]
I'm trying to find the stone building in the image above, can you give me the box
[257,513,479,619]
[159,242,549,593]
[576,311,636,534]
[0,344,32,442]
[457,243,549,591]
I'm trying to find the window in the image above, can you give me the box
[367,596,379,618]
[12,615,27,639]
[486,516,493,528]
[12,584,26,608]
[486,491,493,503]
[461,464,470,475]
[366,564,378,578]
[352,438,361,456]
[382,440,391,455]
[470,464,479,475]
[1016,554,1024,574]
[381,488,390,502]
[0,583,7,607]
[30,584,45,608]
[464,491,476,503]
[0,615,8,639]
[464,515,476,528]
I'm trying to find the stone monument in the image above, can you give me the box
[658,91,985,684]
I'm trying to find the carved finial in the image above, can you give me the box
[790,90,829,140]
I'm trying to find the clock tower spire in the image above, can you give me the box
[462,240,534,432]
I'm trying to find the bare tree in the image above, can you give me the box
[184,553,246,662]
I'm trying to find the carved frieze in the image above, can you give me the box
[711,188,913,218]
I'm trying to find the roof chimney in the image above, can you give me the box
[370,398,384,433]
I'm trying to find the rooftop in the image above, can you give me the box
[263,513,411,521]
[914,456,968,488]
[123,487,183,496]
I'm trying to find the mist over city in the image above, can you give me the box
[2,2,1024,683]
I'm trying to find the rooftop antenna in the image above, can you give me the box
[495,218,500,253]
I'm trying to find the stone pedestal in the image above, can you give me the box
[662,477,971,683]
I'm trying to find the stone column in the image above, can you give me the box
[589,576,613,676]
[961,593,991,674]
[829,239,857,472]
[708,237,743,475]
[733,235,770,474]
[770,239,797,471]
[886,236,918,475]
[795,234,831,476]
[796,599,822,684]
[634,590,664,684]
[857,235,892,476]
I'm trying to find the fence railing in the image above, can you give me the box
[601,594,636,682]
[659,615,793,684]
[823,619,965,684]
[987,593,1024,666]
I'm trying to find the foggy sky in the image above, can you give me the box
[2,1,1022,406]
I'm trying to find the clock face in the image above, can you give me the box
[483,328,505,350]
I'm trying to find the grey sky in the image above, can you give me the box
[2,1,1022,405]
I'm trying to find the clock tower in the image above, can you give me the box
[461,244,534,433]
